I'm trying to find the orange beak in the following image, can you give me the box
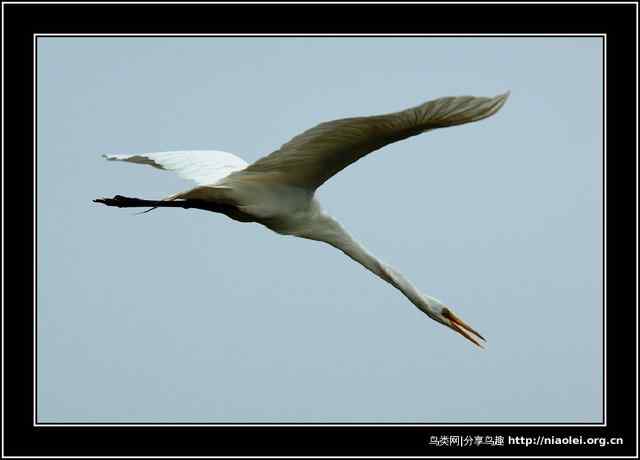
[442,309,486,348]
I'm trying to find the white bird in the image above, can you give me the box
[95,91,510,347]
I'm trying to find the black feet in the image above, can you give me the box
[93,195,151,208]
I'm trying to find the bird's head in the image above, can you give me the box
[424,298,486,348]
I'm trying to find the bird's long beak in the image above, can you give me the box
[442,309,486,348]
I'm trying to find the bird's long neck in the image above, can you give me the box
[299,213,433,316]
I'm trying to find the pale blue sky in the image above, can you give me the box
[37,37,603,423]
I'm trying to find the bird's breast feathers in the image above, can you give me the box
[217,172,319,229]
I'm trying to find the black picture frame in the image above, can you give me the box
[3,2,637,458]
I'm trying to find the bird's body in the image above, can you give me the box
[96,92,510,347]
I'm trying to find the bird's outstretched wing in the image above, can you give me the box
[102,150,249,186]
[244,92,510,190]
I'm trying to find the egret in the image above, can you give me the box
[95,91,510,347]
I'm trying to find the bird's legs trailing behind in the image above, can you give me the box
[94,195,239,215]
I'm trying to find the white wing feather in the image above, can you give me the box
[245,92,510,190]
[102,150,249,185]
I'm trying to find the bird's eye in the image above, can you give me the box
[441,307,451,318]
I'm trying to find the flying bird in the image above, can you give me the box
[95,92,510,347]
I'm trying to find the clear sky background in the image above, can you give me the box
[37,37,603,423]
